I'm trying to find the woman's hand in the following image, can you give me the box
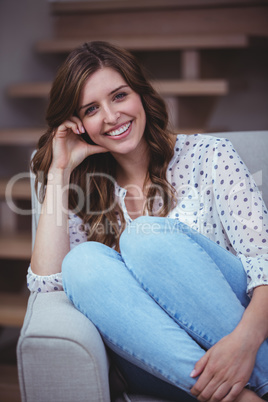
[50,116,108,173]
[190,328,258,401]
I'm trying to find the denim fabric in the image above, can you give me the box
[62,216,268,398]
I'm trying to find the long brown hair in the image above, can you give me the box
[32,41,177,250]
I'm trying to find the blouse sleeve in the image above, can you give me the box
[27,212,88,293]
[27,266,63,293]
[212,138,268,296]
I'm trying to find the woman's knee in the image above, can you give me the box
[62,241,118,291]
[63,241,101,273]
[120,216,167,253]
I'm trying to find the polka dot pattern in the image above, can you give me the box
[27,268,63,292]
[27,134,268,296]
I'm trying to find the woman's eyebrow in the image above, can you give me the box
[79,84,129,111]
[109,84,129,95]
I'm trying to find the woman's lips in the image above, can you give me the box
[105,121,132,139]
[106,121,131,136]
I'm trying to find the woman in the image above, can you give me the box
[28,41,268,401]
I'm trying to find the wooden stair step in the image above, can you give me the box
[152,79,228,95]
[50,0,258,13]
[0,127,44,145]
[8,79,228,98]
[0,233,32,260]
[0,178,31,200]
[7,82,51,98]
[0,293,28,327]
[51,0,193,13]
[36,34,248,53]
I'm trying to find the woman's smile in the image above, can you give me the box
[78,67,147,156]
[105,120,132,138]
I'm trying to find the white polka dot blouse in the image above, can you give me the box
[27,134,268,296]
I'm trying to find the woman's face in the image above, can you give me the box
[78,67,147,157]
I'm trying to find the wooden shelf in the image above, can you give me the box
[0,127,44,145]
[8,79,228,99]
[36,34,248,53]
[0,293,28,327]
[0,178,31,200]
[0,233,32,260]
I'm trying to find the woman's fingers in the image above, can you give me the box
[55,120,83,137]
[190,352,211,399]
[213,381,232,401]
[66,115,85,133]
[222,383,244,402]
[192,377,243,402]
[191,353,208,378]
[51,117,109,171]
[191,365,213,400]
[70,115,85,134]
[55,115,87,137]
[190,330,256,402]
[194,376,232,401]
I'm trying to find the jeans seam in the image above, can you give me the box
[254,381,268,397]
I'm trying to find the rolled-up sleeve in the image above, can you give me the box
[27,265,63,292]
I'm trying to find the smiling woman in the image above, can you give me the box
[32,41,175,251]
[28,41,268,401]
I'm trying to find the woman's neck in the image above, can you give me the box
[113,143,150,189]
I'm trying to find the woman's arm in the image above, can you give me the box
[190,285,268,401]
[237,285,268,343]
[30,168,71,276]
[30,117,108,276]
[190,138,268,401]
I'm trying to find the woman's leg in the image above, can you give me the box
[119,216,268,397]
[62,241,205,397]
[109,351,196,401]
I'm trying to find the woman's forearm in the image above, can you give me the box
[235,285,268,347]
[190,285,268,400]
[30,168,71,276]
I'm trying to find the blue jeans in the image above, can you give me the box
[62,216,268,399]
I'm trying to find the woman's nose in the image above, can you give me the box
[103,106,120,125]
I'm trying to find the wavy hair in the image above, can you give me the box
[32,41,177,250]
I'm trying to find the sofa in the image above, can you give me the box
[17,131,268,402]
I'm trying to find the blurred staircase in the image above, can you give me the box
[0,0,267,329]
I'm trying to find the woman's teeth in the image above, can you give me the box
[106,122,131,136]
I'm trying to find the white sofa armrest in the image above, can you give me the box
[17,291,110,402]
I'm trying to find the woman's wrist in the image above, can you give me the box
[47,167,72,188]
[235,285,268,348]
[234,319,264,353]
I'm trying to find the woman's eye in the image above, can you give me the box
[114,92,127,101]
[85,105,97,116]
